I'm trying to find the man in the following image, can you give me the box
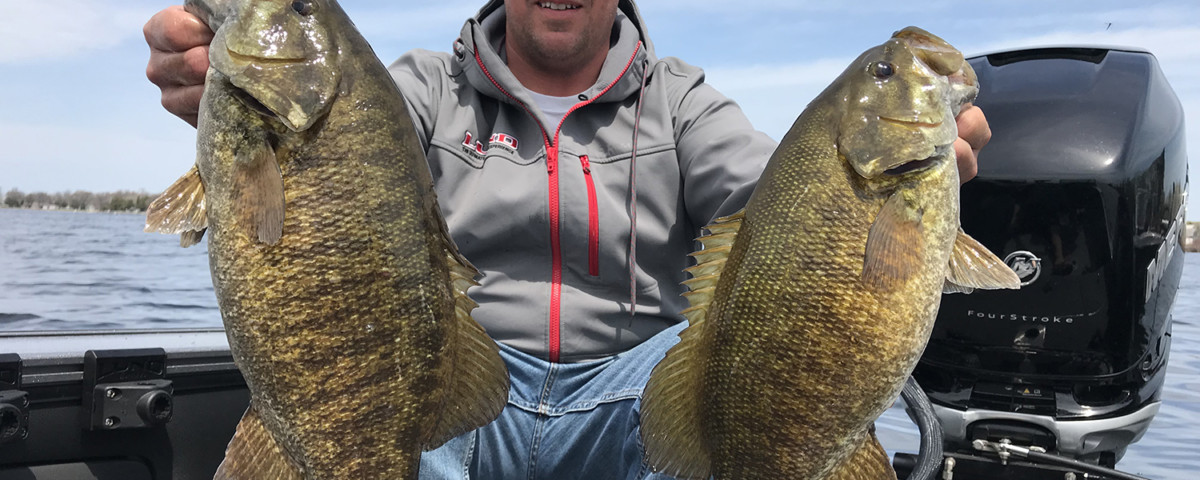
[144,1,990,478]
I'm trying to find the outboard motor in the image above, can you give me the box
[907,46,1187,479]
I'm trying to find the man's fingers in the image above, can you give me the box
[143,5,210,127]
[143,5,211,87]
[955,104,991,153]
[161,85,204,128]
[144,5,213,53]
[954,138,978,184]
[954,104,990,184]
[147,46,210,88]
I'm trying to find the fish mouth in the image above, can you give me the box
[879,116,943,129]
[883,157,937,175]
[883,145,951,176]
[225,49,308,66]
[232,87,280,119]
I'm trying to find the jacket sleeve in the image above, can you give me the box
[387,49,453,154]
[665,60,778,228]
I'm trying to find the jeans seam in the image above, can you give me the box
[630,397,651,480]
[528,362,558,480]
[464,430,477,479]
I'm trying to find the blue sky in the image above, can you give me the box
[2,0,1198,214]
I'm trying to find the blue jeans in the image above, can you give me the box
[419,322,686,480]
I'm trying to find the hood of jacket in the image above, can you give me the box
[454,0,658,111]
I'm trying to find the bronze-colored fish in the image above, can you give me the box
[640,27,1020,480]
[144,1,508,478]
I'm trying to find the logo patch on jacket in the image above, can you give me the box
[462,131,519,159]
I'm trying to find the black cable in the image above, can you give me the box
[1021,449,1151,480]
[901,376,943,480]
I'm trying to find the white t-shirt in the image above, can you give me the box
[528,90,580,130]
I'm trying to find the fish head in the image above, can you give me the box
[188,0,342,132]
[835,26,978,180]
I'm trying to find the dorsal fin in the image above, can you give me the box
[419,201,510,450]
[214,406,304,480]
[641,210,745,479]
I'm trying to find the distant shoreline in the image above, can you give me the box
[0,206,145,214]
[3,189,154,212]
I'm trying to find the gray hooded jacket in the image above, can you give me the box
[388,0,777,362]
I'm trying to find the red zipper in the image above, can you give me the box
[474,41,642,362]
[546,145,563,363]
[580,155,599,277]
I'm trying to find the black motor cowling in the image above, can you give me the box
[912,46,1187,467]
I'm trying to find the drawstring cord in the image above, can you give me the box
[629,59,649,316]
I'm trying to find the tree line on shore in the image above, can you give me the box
[2,188,155,212]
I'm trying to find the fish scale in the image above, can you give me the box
[641,27,1020,480]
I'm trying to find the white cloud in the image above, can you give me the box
[704,59,850,140]
[0,121,195,194]
[346,3,481,61]
[966,26,1200,63]
[0,1,157,64]
[349,3,480,41]
[705,59,847,93]
[641,0,957,14]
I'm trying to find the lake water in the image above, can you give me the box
[0,208,218,330]
[1,208,1196,478]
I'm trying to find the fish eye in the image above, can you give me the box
[291,1,314,16]
[872,61,895,79]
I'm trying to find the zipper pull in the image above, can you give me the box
[580,155,591,174]
[546,145,558,174]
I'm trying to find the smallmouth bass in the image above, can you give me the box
[145,1,508,478]
[640,27,1020,480]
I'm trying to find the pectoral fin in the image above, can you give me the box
[944,228,1022,293]
[145,165,208,247]
[862,193,925,291]
[234,141,286,245]
[214,406,303,480]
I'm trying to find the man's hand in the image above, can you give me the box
[954,104,991,184]
[144,6,213,127]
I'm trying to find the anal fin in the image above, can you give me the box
[215,406,304,480]
[826,429,896,480]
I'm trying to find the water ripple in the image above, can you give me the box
[0,313,41,324]
[0,209,221,330]
[130,302,218,311]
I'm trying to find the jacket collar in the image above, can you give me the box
[455,0,656,108]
